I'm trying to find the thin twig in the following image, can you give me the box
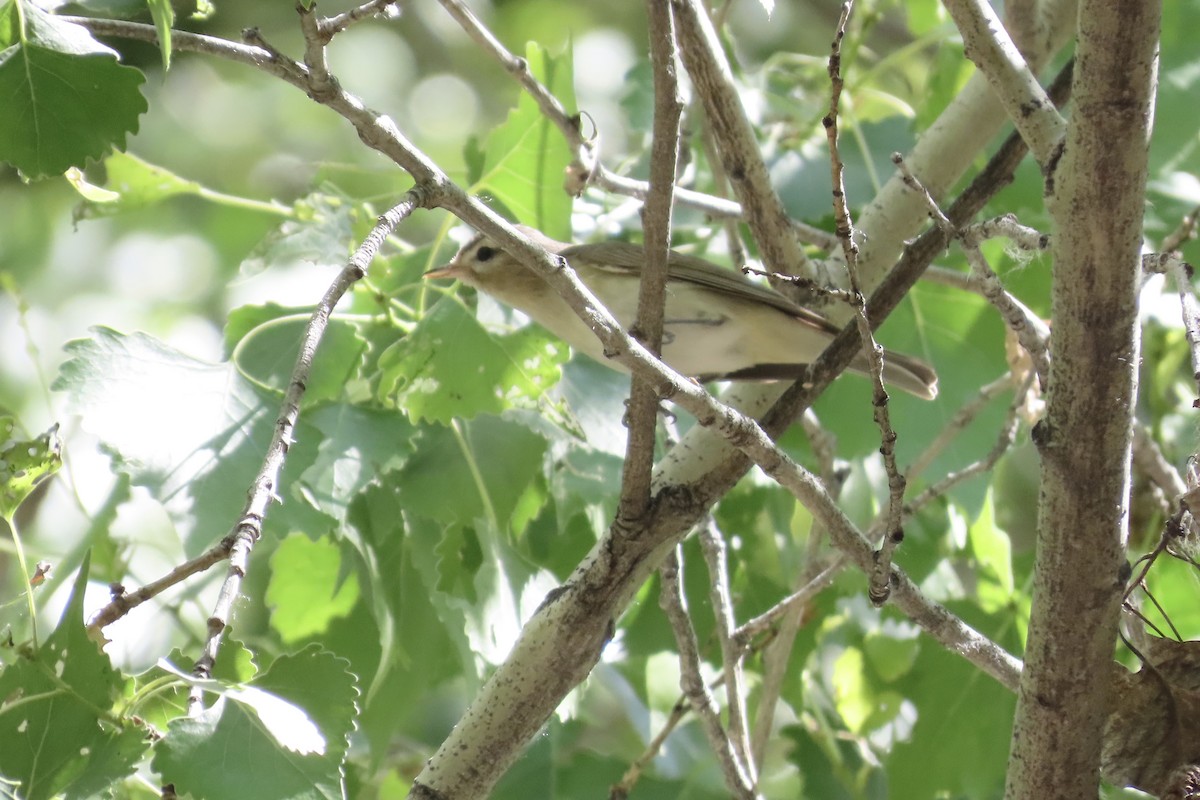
[1161,205,1200,253]
[756,54,1067,433]
[698,120,750,268]
[892,152,956,237]
[296,4,332,89]
[895,372,1033,526]
[85,540,233,633]
[672,0,809,275]
[317,0,403,41]
[433,0,849,248]
[733,556,847,650]
[435,0,583,156]
[1169,257,1200,401]
[800,409,842,492]
[188,195,419,711]
[749,411,843,762]
[697,519,756,783]
[610,696,691,799]
[1132,423,1187,499]
[658,550,759,799]
[961,216,1053,386]
[897,150,1054,390]
[741,267,858,305]
[823,1,906,606]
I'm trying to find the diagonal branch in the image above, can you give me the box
[671,0,808,277]
[940,0,1067,166]
[190,194,420,706]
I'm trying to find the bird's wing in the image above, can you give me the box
[560,240,839,335]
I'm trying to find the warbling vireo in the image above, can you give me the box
[426,225,938,400]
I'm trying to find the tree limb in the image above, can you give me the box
[1004,0,1160,794]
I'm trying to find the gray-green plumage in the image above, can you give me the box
[427,225,938,400]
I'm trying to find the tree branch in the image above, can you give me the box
[659,550,759,798]
[822,1,909,606]
[188,195,419,708]
[851,0,1074,287]
[1005,0,1160,794]
[616,0,683,527]
[671,0,808,276]
[61,12,1056,796]
[941,0,1067,166]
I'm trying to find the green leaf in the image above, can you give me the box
[851,88,916,125]
[130,638,260,736]
[463,134,486,186]
[831,648,874,733]
[471,42,574,238]
[252,646,359,763]
[55,328,271,551]
[405,513,559,682]
[53,325,413,558]
[781,724,861,800]
[432,521,484,600]
[152,647,358,799]
[863,623,921,684]
[267,534,360,644]
[297,404,416,525]
[0,417,61,520]
[239,196,354,277]
[0,554,147,800]
[343,486,463,750]
[232,313,367,405]
[392,414,548,527]
[52,327,334,554]
[904,0,949,35]
[1142,555,1200,639]
[0,2,147,178]
[915,40,971,131]
[617,59,655,132]
[73,152,203,217]
[63,165,120,201]
[969,490,1015,611]
[886,631,1016,798]
[377,299,567,424]
[145,0,173,70]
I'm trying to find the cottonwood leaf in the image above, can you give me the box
[0,2,146,178]
[232,314,367,406]
[0,417,61,520]
[471,42,574,238]
[53,327,328,555]
[267,534,360,644]
[72,152,204,218]
[153,647,358,798]
[378,299,566,423]
[0,554,146,800]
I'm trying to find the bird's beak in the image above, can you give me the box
[424,262,462,280]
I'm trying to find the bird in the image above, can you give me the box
[425,225,937,400]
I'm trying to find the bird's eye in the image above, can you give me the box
[476,246,497,262]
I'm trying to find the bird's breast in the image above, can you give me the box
[482,268,836,379]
